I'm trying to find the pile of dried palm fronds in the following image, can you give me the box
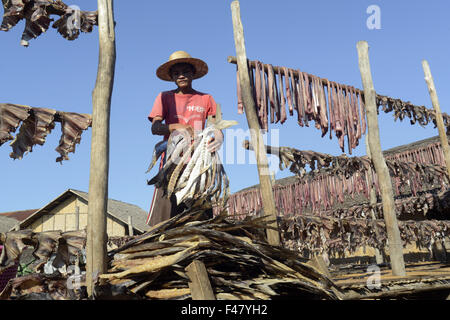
[99,209,342,300]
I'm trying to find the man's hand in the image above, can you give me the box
[207,129,224,152]
[169,123,194,136]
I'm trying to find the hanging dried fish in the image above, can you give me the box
[1,0,98,46]
[55,112,92,163]
[10,108,57,160]
[0,103,30,146]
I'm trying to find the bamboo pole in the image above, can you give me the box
[86,0,116,297]
[422,60,450,177]
[230,0,280,246]
[357,41,405,276]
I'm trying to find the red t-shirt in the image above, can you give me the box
[148,90,217,140]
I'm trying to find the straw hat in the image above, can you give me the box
[156,51,208,81]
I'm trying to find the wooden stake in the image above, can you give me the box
[127,216,134,236]
[75,206,80,231]
[185,260,216,300]
[422,60,450,178]
[86,0,116,297]
[230,0,280,246]
[357,41,405,276]
[365,135,384,265]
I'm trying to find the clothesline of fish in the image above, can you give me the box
[280,214,450,258]
[230,56,450,155]
[220,140,448,216]
[1,0,97,47]
[0,103,92,163]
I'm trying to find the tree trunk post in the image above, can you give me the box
[230,0,280,246]
[86,0,116,297]
[365,135,384,264]
[422,60,450,178]
[357,41,406,276]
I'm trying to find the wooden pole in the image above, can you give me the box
[86,0,116,297]
[356,41,406,276]
[75,206,80,231]
[185,260,216,300]
[422,60,450,177]
[365,135,384,265]
[230,0,280,246]
[127,216,134,236]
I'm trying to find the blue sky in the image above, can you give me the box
[1,0,450,214]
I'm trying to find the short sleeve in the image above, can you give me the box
[207,95,217,117]
[148,92,164,123]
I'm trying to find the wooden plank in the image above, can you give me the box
[185,260,216,300]
[422,60,450,178]
[75,206,80,230]
[230,0,280,246]
[127,216,134,236]
[86,0,116,297]
[356,41,406,276]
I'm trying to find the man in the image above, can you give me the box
[146,51,223,226]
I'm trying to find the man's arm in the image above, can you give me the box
[151,116,194,136]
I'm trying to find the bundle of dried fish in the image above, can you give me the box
[1,103,92,162]
[1,0,98,46]
[100,209,342,300]
[0,103,30,146]
[148,120,238,208]
[376,95,450,129]
[280,214,450,258]
[0,273,82,300]
[55,112,92,163]
[0,230,86,273]
[9,107,56,160]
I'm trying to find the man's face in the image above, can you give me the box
[170,63,195,89]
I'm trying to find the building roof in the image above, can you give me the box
[0,209,38,222]
[17,189,150,233]
[0,215,19,233]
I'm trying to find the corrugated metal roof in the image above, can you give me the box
[0,215,19,233]
[0,209,38,222]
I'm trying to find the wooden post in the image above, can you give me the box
[422,60,450,177]
[230,0,280,246]
[75,206,80,231]
[185,260,216,300]
[357,41,406,276]
[127,216,134,236]
[86,0,116,297]
[365,135,384,265]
